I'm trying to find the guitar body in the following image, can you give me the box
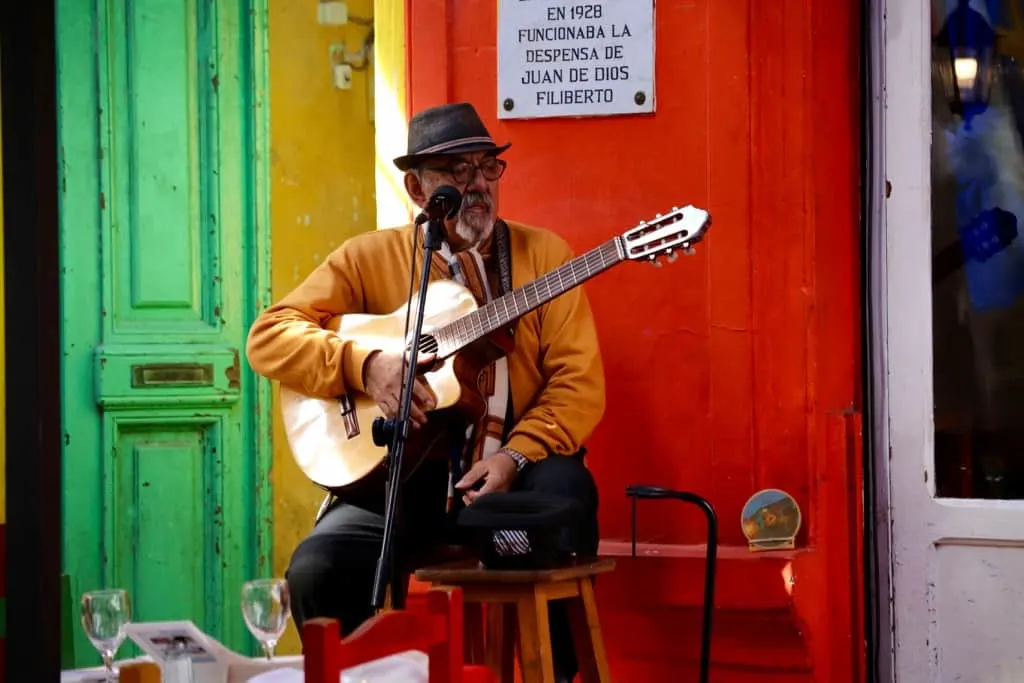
[279,279,514,493]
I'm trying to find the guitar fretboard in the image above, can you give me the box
[434,238,623,356]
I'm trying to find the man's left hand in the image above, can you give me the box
[455,452,519,505]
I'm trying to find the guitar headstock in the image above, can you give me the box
[620,205,711,265]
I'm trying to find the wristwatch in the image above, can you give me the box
[498,447,530,472]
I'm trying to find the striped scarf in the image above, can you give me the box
[431,231,531,557]
[430,239,510,504]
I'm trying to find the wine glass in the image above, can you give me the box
[241,578,291,660]
[81,588,132,680]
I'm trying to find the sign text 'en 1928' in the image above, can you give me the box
[496,0,655,120]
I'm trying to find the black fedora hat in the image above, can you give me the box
[393,102,511,171]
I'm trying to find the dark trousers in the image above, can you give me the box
[285,452,600,682]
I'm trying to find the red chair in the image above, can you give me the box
[302,585,496,683]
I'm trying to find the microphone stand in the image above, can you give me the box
[370,189,458,611]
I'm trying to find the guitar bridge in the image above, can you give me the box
[338,394,360,439]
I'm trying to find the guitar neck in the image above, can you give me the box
[434,238,624,356]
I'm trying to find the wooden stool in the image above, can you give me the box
[415,557,615,683]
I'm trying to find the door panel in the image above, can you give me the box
[109,416,233,636]
[884,0,1024,680]
[57,0,271,665]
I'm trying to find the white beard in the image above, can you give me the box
[453,212,494,246]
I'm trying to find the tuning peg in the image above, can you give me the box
[683,245,696,256]
[666,251,679,264]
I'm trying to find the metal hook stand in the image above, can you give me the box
[625,484,718,683]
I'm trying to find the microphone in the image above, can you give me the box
[415,185,463,225]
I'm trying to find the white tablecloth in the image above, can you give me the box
[61,651,429,683]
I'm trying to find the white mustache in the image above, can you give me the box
[460,192,491,214]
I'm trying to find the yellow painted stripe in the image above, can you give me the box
[373,0,413,229]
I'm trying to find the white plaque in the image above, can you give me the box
[497,0,655,120]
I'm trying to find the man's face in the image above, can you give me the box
[404,151,505,248]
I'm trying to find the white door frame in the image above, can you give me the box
[874,0,942,676]
[865,0,895,680]
[874,0,1024,681]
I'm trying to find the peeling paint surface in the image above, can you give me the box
[267,0,378,655]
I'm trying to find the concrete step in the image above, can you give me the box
[597,541,806,610]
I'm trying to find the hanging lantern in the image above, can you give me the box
[935,0,996,117]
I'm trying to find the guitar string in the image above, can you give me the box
[453,241,618,344]
[430,239,623,355]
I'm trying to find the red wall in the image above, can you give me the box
[406,0,863,680]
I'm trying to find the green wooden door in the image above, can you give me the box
[56,0,272,666]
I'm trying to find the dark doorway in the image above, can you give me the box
[1,0,65,681]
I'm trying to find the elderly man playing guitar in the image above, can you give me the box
[247,102,606,682]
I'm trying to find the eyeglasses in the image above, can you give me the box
[423,157,507,184]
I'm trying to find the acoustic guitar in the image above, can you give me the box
[279,205,712,493]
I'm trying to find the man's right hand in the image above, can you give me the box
[362,351,438,428]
